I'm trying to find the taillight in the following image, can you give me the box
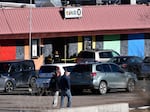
[121,64,127,68]
[91,72,96,77]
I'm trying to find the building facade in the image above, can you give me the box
[0,5,150,69]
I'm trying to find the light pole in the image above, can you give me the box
[29,0,32,59]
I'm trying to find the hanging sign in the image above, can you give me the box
[64,7,82,19]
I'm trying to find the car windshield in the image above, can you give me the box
[63,66,75,72]
[72,64,92,73]
[0,63,10,73]
[78,51,95,58]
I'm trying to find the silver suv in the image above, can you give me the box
[70,62,137,95]
[76,49,120,63]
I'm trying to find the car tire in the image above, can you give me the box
[99,81,107,95]
[36,88,45,96]
[126,79,135,92]
[4,81,14,93]
[29,77,37,88]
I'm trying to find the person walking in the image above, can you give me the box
[60,69,72,108]
[51,67,61,108]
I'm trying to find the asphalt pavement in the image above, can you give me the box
[0,80,149,112]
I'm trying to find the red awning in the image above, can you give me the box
[0,5,150,39]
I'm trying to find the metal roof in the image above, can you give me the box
[0,5,150,39]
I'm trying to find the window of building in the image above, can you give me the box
[32,39,40,58]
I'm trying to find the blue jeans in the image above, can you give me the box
[60,89,72,108]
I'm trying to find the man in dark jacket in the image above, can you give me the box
[60,69,72,108]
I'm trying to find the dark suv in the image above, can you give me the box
[0,60,37,93]
[108,56,145,79]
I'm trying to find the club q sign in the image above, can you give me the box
[64,7,82,19]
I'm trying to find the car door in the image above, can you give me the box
[9,63,23,86]
[0,74,5,90]
[21,61,33,85]
[101,64,115,87]
[127,57,142,75]
[22,60,37,86]
[109,64,127,88]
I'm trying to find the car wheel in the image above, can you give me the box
[36,88,45,96]
[29,77,37,88]
[126,79,135,92]
[5,81,14,93]
[99,81,107,95]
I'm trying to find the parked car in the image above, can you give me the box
[108,56,146,79]
[35,63,76,95]
[143,56,150,63]
[139,56,150,79]
[0,60,37,93]
[101,0,121,5]
[76,49,120,63]
[70,62,137,95]
[136,0,150,4]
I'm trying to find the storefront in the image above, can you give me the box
[0,5,150,69]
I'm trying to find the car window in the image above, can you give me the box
[110,58,119,63]
[22,61,35,71]
[10,64,18,73]
[15,64,22,72]
[78,51,95,58]
[112,51,120,57]
[143,57,150,63]
[119,57,128,64]
[72,64,92,73]
[96,65,104,72]
[99,52,113,58]
[109,58,117,63]
[0,63,10,73]
[102,64,111,72]
[128,58,136,63]
[135,57,143,63]
[63,66,75,72]
[39,66,56,73]
[128,57,142,63]
[110,64,120,72]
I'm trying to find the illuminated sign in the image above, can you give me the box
[64,7,82,19]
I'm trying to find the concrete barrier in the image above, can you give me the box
[43,103,129,112]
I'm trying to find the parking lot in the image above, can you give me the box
[0,80,149,112]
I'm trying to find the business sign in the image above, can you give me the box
[64,7,82,19]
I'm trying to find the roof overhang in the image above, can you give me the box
[0,28,150,39]
[0,5,150,39]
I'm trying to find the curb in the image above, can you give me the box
[43,103,129,112]
[130,106,150,111]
